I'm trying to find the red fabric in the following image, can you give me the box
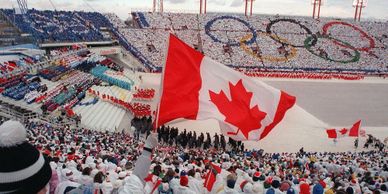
[66,109,75,117]
[259,91,296,140]
[240,180,248,191]
[180,176,189,186]
[300,183,311,194]
[204,163,222,192]
[156,34,204,128]
[349,120,361,137]
[326,129,337,139]
[144,173,154,182]
[305,162,310,171]
[67,154,75,161]
[319,180,326,188]
[144,174,161,194]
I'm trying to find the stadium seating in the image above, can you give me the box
[1,9,113,43]
[2,78,41,100]
[107,12,388,74]
[90,66,134,90]
[2,9,386,74]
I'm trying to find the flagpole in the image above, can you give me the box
[153,33,172,132]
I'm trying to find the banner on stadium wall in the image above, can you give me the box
[99,48,121,56]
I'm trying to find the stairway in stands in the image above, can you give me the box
[0,11,33,46]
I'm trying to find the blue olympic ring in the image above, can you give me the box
[205,16,257,47]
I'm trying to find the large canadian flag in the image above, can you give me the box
[156,34,296,140]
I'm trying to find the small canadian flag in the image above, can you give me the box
[155,34,296,141]
[326,120,362,139]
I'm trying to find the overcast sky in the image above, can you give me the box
[1,0,387,20]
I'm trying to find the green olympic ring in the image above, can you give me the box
[304,35,360,64]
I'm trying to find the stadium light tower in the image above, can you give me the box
[16,0,28,15]
[353,0,367,22]
[243,0,255,17]
[153,0,164,13]
[199,0,207,14]
[311,0,323,19]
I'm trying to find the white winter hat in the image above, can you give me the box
[118,171,127,179]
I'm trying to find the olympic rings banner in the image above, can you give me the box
[123,13,387,74]
[204,16,379,68]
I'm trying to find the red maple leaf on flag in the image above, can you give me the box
[209,79,267,139]
[339,128,348,135]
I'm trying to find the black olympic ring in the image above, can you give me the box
[266,18,317,48]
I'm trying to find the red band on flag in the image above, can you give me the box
[349,120,361,137]
[259,91,296,140]
[156,34,204,128]
[326,129,337,139]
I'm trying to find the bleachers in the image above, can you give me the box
[0,12,34,46]
[0,45,139,131]
[1,9,113,43]
[90,66,135,90]
[73,93,127,131]
[108,12,388,74]
[2,9,386,74]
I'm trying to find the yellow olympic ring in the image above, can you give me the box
[239,32,297,62]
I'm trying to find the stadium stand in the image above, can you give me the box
[0,4,387,194]
[0,45,139,131]
[0,11,34,46]
[107,12,388,74]
[0,9,114,43]
[3,9,385,74]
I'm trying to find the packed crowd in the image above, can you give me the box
[2,8,387,75]
[40,70,97,113]
[89,88,152,117]
[106,12,388,74]
[133,88,155,101]
[243,71,364,80]
[1,9,113,43]
[0,119,386,194]
[0,55,36,74]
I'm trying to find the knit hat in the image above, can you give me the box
[266,188,275,194]
[180,176,188,186]
[312,184,324,194]
[287,188,296,194]
[253,171,261,182]
[346,187,354,194]
[271,180,280,189]
[264,181,271,189]
[300,183,311,194]
[0,120,52,193]
[280,181,291,191]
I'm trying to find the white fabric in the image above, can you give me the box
[54,180,80,194]
[119,174,145,194]
[173,185,197,194]
[188,176,205,193]
[197,56,281,140]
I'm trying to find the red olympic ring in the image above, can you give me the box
[322,21,375,52]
